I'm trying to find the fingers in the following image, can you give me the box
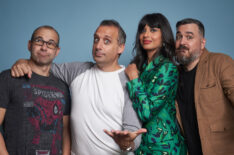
[11,61,32,78]
[112,130,129,136]
[103,129,114,137]
[11,65,23,77]
[135,128,147,135]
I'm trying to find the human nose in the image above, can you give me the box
[41,41,48,50]
[179,36,188,45]
[143,30,150,37]
[95,40,103,50]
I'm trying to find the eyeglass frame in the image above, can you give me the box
[31,37,59,49]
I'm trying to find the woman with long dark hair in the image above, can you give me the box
[125,13,187,154]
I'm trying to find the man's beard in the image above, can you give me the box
[175,45,200,65]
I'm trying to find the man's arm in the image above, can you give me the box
[11,59,94,87]
[120,92,145,151]
[104,128,146,151]
[62,115,71,155]
[219,55,234,106]
[11,59,32,78]
[105,71,146,152]
[0,108,9,155]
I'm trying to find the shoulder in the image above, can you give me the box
[50,74,69,87]
[206,50,233,64]
[53,61,95,70]
[118,68,130,89]
[0,69,20,81]
[0,69,11,76]
[156,57,178,73]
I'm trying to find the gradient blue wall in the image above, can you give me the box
[0,0,233,71]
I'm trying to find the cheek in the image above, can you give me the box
[175,41,180,48]
[152,35,162,44]
[139,35,143,44]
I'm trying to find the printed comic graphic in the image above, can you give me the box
[23,84,65,155]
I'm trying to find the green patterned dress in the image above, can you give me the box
[127,55,187,155]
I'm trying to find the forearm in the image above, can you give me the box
[0,133,8,155]
[62,116,71,155]
[123,96,142,150]
[220,56,234,106]
[127,78,168,121]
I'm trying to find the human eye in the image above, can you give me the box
[150,28,157,32]
[34,37,43,43]
[94,37,99,43]
[47,41,56,48]
[141,28,146,33]
[186,35,193,40]
[176,35,182,40]
[104,39,110,44]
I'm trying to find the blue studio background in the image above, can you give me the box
[0,0,234,132]
[0,0,234,72]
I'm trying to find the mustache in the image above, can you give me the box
[176,45,189,50]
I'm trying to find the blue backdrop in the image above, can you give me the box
[0,0,233,71]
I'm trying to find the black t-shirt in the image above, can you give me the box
[0,70,71,155]
[176,66,203,155]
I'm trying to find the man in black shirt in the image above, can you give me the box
[175,18,234,155]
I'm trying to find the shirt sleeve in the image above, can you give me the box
[122,88,142,150]
[120,71,142,151]
[219,55,234,107]
[0,70,11,109]
[51,62,94,86]
[127,62,178,123]
[62,83,71,116]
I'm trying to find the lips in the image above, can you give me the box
[94,51,104,57]
[143,40,152,44]
[38,52,49,57]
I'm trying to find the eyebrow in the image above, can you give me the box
[185,31,194,35]
[176,31,194,35]
[34,36,56,42]
[94,34,112,40]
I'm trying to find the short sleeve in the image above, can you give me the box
[0,70,11,109]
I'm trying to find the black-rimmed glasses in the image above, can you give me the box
[32,37,58,49]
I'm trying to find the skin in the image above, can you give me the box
[11,25,146,152]
[125,24,163,80]
[104,128,147,150]
[3,28,71,155]
[175,23,206,71]
[93,25,124,72]
[0,108,8,155]
[94,25,147,150]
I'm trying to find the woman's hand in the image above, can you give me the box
[125,63,139,81]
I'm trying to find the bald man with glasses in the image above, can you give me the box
[0,25,71,155]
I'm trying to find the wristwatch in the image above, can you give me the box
[126,146,132,152]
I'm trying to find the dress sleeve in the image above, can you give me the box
[127,62,178,122]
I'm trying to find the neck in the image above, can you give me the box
[28,60,51,77]
[96,61,121,72]
[147,49,158,63]
[184,58,200,71]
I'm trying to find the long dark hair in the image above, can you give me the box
[132,13,175,72]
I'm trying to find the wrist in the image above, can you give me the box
[126,142,135,152]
